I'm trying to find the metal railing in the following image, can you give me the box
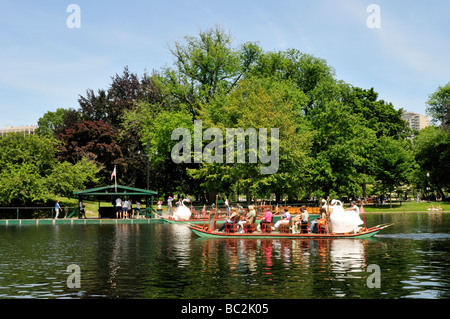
[0,206,78,220]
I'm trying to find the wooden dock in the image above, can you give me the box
[0,218,164,226]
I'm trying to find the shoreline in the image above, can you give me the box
[363,210,449,214]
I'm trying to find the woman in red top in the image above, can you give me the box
[257,208,273,231]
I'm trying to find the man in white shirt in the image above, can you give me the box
[345,201,360,214]
[116,197,122,219]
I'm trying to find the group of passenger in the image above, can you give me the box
[115,197,141,219]
[217,200,332,234]
[218,205,257,233]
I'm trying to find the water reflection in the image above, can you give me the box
[193,237,370,297]
[0,213,449,299]
[330,239,365,279]
[165,224,192,268]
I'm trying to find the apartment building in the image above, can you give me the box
[401,110,429,131]
[0,125,37,137]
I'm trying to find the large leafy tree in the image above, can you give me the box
[124,27,415,201]
[191,76,312,202]
[166,25,261,118]
[426,82,450,127]
[371,136,416,204]
[246,47,410,198]
[36,108,70,138]
[57,120,124,185]
[78,66,155,126]
[248,48,335,115]
[413,126,450,199]
[123,27,262,197]
[124,105,197,196]
[58,67,163,188]
[0,133,98,205]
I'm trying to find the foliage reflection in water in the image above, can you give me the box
[0,212,449,299]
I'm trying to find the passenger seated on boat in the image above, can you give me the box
[290,215,301,233]
[272,208,290,231]
[257,208,273,232]
[238,205,257,233]
[317,218,328,233]
[218,211,238,232]
[294,206,309,233]
[310,207,327,233]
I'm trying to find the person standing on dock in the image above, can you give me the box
[134,201,141,218]
[54,200,61,219]
[167,196,173,215]
[115,197,122,219]
[123,199,129,219]
[79,200,86,219]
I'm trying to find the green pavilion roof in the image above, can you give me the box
[73,185,157,196]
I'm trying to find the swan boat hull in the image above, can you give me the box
[188,223,392,239]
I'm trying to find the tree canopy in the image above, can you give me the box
[0,133,98,205]
[11,26,445,206]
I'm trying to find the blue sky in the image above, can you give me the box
[1,0,449,128]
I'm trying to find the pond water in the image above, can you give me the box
[0,212,449,299]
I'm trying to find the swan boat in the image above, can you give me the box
[162,204,320,225]
[187,210,393,239]
[162,213,320,225]
[188,223,392,239]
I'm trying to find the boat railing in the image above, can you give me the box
[182,204,322,222]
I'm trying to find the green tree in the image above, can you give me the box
[167,25,261,117]
[57,120,124,185]
[121,27,414,202]
[36,108,70,137]
[371,136,416,205]
[309,95,378,197]
[191,76,312,202]
[413,126,450,199]
[426,82,450,127]
[69,67,163,188]
[0,133,98,205]
[124,106,197,196]
[249,48,335,115]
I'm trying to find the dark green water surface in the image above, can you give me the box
[0,212,449,299]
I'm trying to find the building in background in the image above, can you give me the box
[401,110,429,131]
[0,125,37,137]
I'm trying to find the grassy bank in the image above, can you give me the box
[362,200,449,213]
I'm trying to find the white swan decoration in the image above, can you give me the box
[329,199,364,234]
[173,199,192,220]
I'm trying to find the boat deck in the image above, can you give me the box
[188,223,392,239]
